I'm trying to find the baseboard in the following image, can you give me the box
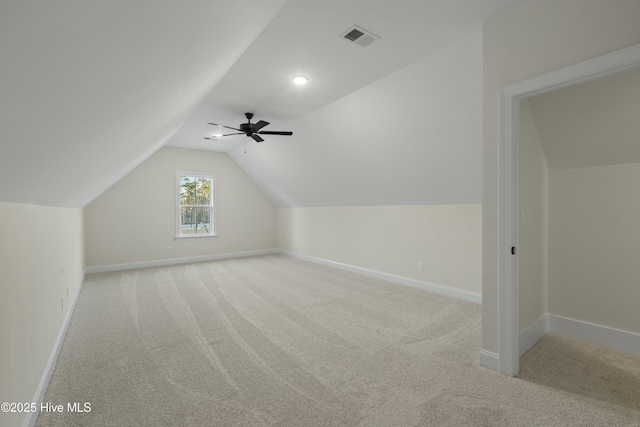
[518,314,640,358]
[549,315,640,357]
[519,315,550,357]
[85,248,278,274]
[277,249,482,304]
[23,273,86,427]
[479,349,500,371]
[87,249,481,304]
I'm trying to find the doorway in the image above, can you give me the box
[497,43,640,376]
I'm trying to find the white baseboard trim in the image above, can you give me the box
[549,315,640,357]
[85,249,278,274]
[519,315,550,357]
[277,249,482,304]
[24,273,85,427]
[480,349,500,371]
[518,314,640,358]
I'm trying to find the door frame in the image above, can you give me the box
[497,43,640,376]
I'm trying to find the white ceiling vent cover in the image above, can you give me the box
[341,25,379,47]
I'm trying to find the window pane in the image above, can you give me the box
[195,207,211,234]
[181,207,195,235]
[180,176,196,205]
[196,177,211,205]
[180,207,211,235]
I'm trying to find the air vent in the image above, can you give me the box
[341,25,379,48]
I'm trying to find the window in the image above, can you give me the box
[176,171,216,238]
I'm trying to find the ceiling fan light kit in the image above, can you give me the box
[205,112,293,144]
[290,74,310,85]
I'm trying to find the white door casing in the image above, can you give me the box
[496,43,640,376]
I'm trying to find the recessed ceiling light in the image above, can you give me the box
[291,75,310,85]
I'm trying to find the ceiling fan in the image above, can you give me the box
[206,112,293,143]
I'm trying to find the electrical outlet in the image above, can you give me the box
[166,246,172,253]
[418,262,424,271]
[323,246,327,252]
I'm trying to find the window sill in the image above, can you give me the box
[174,234,219,240]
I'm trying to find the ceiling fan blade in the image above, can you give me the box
[251,134,264,143]
[207,122,242,132]
[204,132,243,140]
[257,131,293,136]
[252,120,269,132]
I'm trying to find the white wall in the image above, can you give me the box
[84,147,276,268]
[271,33,484,298]
[482,0,640,355]
[277,205,482,295]
[548,163,640,335]
[527,68,640,170]
[0,202,84,427]
[518,99,548,332]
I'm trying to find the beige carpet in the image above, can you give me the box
[519,333,640,413]
[37,255,640,426]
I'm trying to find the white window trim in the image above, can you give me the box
[175,170,218,239]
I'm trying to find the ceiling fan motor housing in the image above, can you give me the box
[241,112,255,135]
[239,123,252,135]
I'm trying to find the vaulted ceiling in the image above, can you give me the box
[0,0,527,208]
[0,0,288,207]
[528,67,640,170]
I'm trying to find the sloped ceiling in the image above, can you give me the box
[1,0,527,209]
[166,0,525,154]
[529,66,640,170]
[0,0,287,208]
[229,33,484,207]
[164,0,526,207]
